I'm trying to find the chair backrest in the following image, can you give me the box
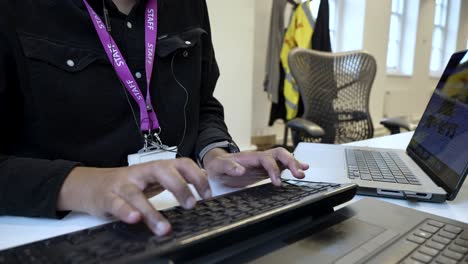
[288,48,377,144]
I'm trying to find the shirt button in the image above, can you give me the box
[183,51,189,57]
[135,72,142,79]
[185,41,192,45]
[127,21,133,29]
[66,60,75,67]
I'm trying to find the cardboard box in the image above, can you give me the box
[251,135,277,151]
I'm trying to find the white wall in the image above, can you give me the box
[251,0,280,137]
[206,0,255,150]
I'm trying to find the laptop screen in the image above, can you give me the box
[407,50,468,197]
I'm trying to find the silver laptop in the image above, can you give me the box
[284,50,468,203]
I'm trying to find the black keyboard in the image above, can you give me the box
[400,219,468,264]
[0,180,357,264]
[346,149,421,185]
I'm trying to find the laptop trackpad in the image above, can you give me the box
[254,218,399,264]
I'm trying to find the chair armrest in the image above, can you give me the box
[286,118,325,138]
[380,117,411,134]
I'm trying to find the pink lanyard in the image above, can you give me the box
[83,0,160,133]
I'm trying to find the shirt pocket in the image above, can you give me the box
[151,28,207,146]
[18,34,128,133]
[19,34,107,73]
[156,27,207,58]
[153,27,207,104]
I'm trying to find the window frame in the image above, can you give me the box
[429,0,450,76]
[386,0,407,75]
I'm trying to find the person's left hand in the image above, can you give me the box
[203,147,309,188]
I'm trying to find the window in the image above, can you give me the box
[328,0,338,51]
[386,0,420,75]
[308,0,366,52]
[430,0,448,74]
[387,0,405,72]
[309,0,339,51]
[429,0,461,76]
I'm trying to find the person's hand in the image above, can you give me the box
[203,147,309,188]
[57,158,212,236]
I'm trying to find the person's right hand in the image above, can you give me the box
[57,158,212,236]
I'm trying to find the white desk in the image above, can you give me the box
[0,132,467,251]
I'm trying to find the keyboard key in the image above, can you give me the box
[444,225,463,235]
[442,249,464,261]
[432,235,451,245]
[411,252,433,263]
[425,240,445,251]
[448,244,468,254]
[396,179,409,184]
[455,239,468,247]
[438,231,457,240]
[435,255,458,264]
[414,231,432,239]
[408,235,427,244]
[427,220,445,228]
[401,259,427,264]
[420,225,439,234]
[460,230,468,241]
[361,174,373,181]
[417,246,439,257]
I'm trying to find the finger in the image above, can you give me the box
[152,165,197,210]
[105,192,142,224]
[270,148,307,179]
[206,155,246,177]
[144,185,165,198]
[175,158,212,199]
[116,184,171,236]
[258,153,282,186]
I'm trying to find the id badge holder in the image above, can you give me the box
[127,133,178,166]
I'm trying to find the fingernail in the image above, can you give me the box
[128,211,140,222]
[204,189,212,199]
[235,166,244,174]
[185,197,196,209]
[276,179,282,185]
[155,222,170,236]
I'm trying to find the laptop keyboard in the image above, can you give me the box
[346,149,421,185]
[400,219,468,264]
[0,180,354,264]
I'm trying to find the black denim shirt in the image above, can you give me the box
[0,0,233,218]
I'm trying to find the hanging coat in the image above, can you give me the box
[280,0,316,120]
[269,0,331,125]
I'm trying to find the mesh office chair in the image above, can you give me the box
[286,48,377,146]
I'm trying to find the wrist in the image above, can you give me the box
[57,167,112,214]
[199,141,240,168]
[202,148,229,169]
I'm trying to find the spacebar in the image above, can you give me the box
[334,230,401,264]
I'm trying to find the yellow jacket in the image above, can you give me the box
[280,0,315,120]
